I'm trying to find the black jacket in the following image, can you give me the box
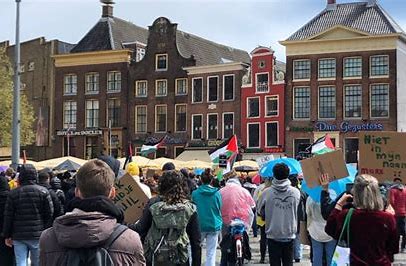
[39,182,64,219]
[131,196,201,266]
[2,179,54,240]
[0,176,10,232]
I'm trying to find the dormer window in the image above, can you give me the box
[156,54,168,71]
[256,73,269,93]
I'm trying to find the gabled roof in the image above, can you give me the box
[70,16,250,65]
[286,1,405,41]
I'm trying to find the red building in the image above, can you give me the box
[241,47,286,157]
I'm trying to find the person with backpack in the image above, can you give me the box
[50,176,66,208]
[38,171,64,219]
[133,170,201,266]
[39,159,146,265]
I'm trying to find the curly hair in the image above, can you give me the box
[158,170,188,204]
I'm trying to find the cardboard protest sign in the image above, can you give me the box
[300,150,348,188]
[256,155,275,169]
[359,131,406,183]
[146,168,162,178]
[113,173,150,224]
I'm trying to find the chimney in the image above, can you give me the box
[326,0,337,11]
[101,0,114,18]
[367,0,377,7]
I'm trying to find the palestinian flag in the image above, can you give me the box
[141,136,166,156]
[311,134,335,155]
[208,135,238,163]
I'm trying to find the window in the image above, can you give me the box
[175,105,187,132]
[156,79,167,96]
[265,96,278,116]
[344,57,362,78]
[223,113,234,139]
[294,139,311,159]
[247,97,260,118]
[370,55,389,77]
[176,78,187,95]
[85,137,98,160]
[64,74,77,95]
[155,105,167,132]
[207,114,218,140]
[85,73,99,94]
[63,137,76,157]
[293,87,310,119]
[266,122,278,147]
[107,98,120,127]
[247,123,260,148]
[107,71,121,92]
[344,85,362,118]
[156,54,168,71]
[207,76,219,102]
[293,60,310,80]
[370,84,389,118]
[318,86,336,119]
[156,147,167,158]
[175,147,185,158]
[318,58,336,79]
[345,138,359,164]
[135,106,147,133]
[192,78,203,103]
[86,100,99,128]
[223,75,234,101]
[192,115,203,140]
[136,47,145,62]
[63,101,76,129]
[256,73,269,92]
[135,80,147,97]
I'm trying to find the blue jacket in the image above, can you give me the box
[191,184,222,232]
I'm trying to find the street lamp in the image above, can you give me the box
[11,0,21,169]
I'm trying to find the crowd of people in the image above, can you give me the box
[0,156,405,266]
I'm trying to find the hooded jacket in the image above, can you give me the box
[257,178,300,240]
[2,171,54,240]
[390,184,406,217]
[40,196,145,266]
[39,182,64,219]
[191,184,222,232]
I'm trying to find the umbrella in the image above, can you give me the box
[233,160,259,169]
[53,159,82,172]
[252,173,261,185]
[259,158,302,178]
[234,165,258,173]
[301,164,357,203]
[36,156,86,170]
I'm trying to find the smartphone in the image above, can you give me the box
[346,183,354,194]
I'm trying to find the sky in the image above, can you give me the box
[0,0,405,61]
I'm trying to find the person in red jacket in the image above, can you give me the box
[325,174,399,266]
[389,177,406,252]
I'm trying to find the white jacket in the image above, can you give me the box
[306,197,333,242]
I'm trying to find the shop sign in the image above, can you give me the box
[290,126,314,132]
[315,121,384,133]
[264,147,284,153]
[56,129,103,136]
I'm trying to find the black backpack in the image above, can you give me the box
[59,224,128,266]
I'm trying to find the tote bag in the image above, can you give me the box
[331,208,354,266]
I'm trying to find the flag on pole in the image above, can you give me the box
[123,143,133,170]
[311,134,335,155]
[22,150,27,164]
[141,136,166,157]
[208,135,239,180]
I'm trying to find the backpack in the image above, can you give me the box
[59,224,128,266]
[144,201,195,265]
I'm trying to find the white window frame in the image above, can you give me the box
[293,59,311,81]
[265,121,279,148]
[135,105,147,133]
[293,86,311,120]
[174,104,187,133]
[155,104,167,133]
[343,84,362,120]
[318,86,336,120]
[175,78,188,96]
[155,79,168,97]
[135,80,148,97]
[107,71,121,93]
[318,58,336,80]
[191,114,204,140]
[64,74,77,95]
[223,74,235,101]
[222,112,234,139]
[370,55,389,78]
[85,99,99,128]
[63,101,77,129]
[255,72,269,93]
[370,83,390,119]
[192,77,203,103]
[155,53,168,71]
[343,56,362,79]
[207,75,219,102]
[85,72,99,94]
[247,122,261,149]
[247,96,261,119]
[206,113,218,140]
[265,95,279,117]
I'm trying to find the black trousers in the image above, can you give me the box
[259,225,267,260]
[396,216,406,249]
[0,237,15,266]
[267,239,293,266]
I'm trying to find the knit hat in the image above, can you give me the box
[19,164,38,183]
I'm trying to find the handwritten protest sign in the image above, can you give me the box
[113,173,150,224]
[359,131,406,183]
[300,150,348,188]
[256,155,274,169]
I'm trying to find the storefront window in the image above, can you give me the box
[85,137,98,160]
[345,138,359,164]
[294,138,311,159]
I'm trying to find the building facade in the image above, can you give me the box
[240,47,286,158]
[281,0,406,162]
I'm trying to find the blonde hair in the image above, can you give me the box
[352,174,383,211]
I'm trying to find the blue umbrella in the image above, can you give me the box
[259,158,302,178]
[301,164,357,203]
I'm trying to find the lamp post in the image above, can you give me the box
[11,0,21,169]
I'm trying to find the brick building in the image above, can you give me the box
[1,38,74,160]
[281,0,406,162]
[240,46,286,158]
